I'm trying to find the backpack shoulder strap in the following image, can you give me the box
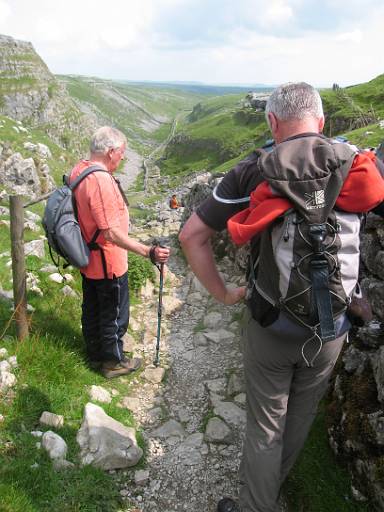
[69,166,109,191]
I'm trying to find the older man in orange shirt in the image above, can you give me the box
[70,126,170,378]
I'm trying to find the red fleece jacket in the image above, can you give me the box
[228,152,384,245]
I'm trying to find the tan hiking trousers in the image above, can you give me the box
[239,315,346,512]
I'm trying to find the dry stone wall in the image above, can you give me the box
[327,213,384,509]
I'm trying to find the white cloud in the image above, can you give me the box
[263,0,294,26]
[335,30,362,43]
[0,0,383,86]
[0,0,11,24]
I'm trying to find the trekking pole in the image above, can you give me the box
[154,262,164,367]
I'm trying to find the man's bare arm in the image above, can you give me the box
[179,212,245,305]
[102,227,170,263]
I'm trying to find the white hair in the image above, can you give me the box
[265,82,324,124]
[90,126,127,155]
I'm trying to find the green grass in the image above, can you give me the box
[284,403,370,511]
[0,194,159,510]
[59,75,204,155]
[159,94,270,180]
[0,331,138,511]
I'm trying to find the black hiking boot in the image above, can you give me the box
[88,359,102,371]
[217,498,242,512]
[101,357,142,379]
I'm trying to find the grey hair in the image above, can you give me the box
[90,126,127,155]
[265,82,324,124]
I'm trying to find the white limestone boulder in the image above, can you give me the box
[77,403,142,470]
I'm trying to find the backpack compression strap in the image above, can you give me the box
[308,224,337,341]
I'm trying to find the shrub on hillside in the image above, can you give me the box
[128,253,156,294]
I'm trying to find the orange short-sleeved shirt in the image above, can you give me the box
[70,160,129,279]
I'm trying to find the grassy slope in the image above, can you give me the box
[322,74,384,146]
[159,74,384,189]
[0,117,156,510]
[0,216,153,512]
[160,94,270,185]
[60,76,204,154]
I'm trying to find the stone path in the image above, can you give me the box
[118,241,250,511]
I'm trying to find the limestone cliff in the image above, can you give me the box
[0,34,95,151]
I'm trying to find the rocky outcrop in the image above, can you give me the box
[180,172,249,272]
[327,213,384,509]
[0,34,94,150]
[243,92,269,111]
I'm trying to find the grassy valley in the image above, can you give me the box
[60,76,205,155]
[158,93,270,186]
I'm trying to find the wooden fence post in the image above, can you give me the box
[9,195,29,340]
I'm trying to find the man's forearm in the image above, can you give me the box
[181,236,228,302]
[102,227,150,257]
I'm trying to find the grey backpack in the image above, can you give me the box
[42,166,108,269]
[247,135,360,353]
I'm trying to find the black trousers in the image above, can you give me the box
[81,272,129,362]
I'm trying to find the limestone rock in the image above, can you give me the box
[227,373,245,397]
[203,311,222,329]
[135,469,150,485]
[0,360,11,373]
[39,411,64,429]
[162,295,183,315]
[213,402,246,428]
[0,371,16,392]
[24,239,45,259]
[77,403,142,470]
[234,393,246,406]
[53,458,75,471]
[140,279,155,300]
[367,411,384,446]
[61,285,77,297]
[150,419,185,439]
[42,431,68,460]
[1,153,41,198]
[191,276,209,296]
[40,264,58,273]
[142,367,165,384]
[204,378,226,395]
[122,332,136,352]
[174,433,206,465]
[121,396,141,413]
[89,385,112,404]
[48,273,64,284]
[342,346,368,375]
[204,417,233,444]
[203,329,233,344]
[371,346,384,403]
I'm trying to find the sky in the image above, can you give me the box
[0,0,383,87]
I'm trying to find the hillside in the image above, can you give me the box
[157,75,384,189]
[0,35,94,154]
[159,93,271,185]
[60,76,205,154]
[322,74,384,146]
